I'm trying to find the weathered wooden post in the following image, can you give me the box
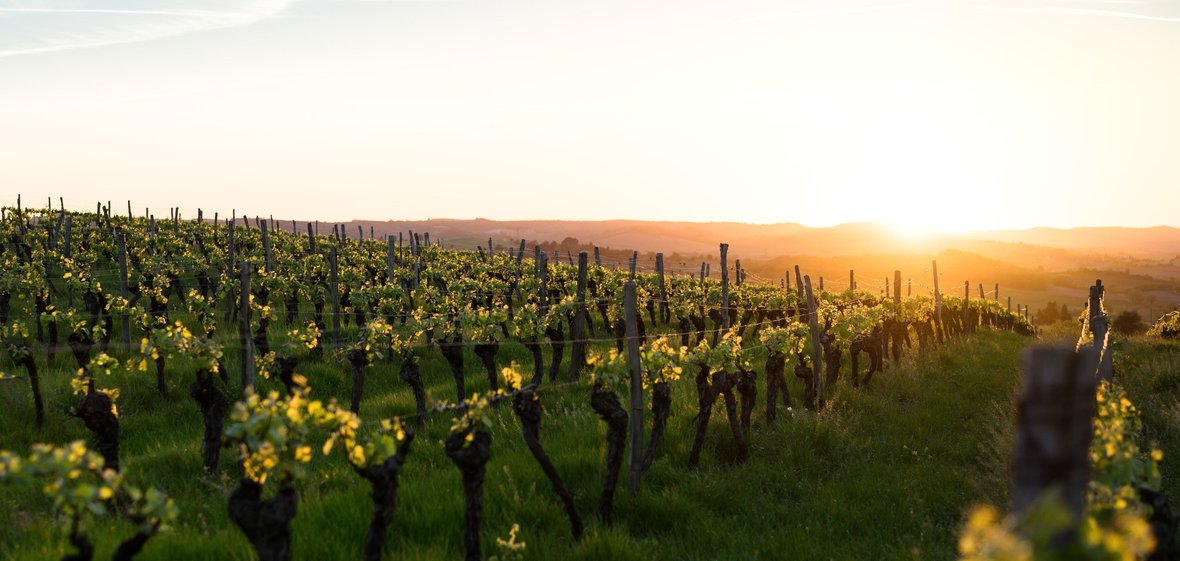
[804,276,824,410]
[794,266,804,301]
[330,247,341,348]
[655,253,669,324]
[117,232,130,351]
[569,252,589,381]
[964,280,970,332]
[894,270,902,305]
[932,260,943,343]
[720,243,730,332]
[1013,345,1099,519]
[261,220,272,273]
[624,281,643,496]
[239,261,255,397]
[1090,281,1112,381]
[850,269,855,292]
[387,234,397,282]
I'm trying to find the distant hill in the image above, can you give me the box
[335,218,1180,265]
[291,217,1180,324]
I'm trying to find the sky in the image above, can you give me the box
[2,0,1179,232]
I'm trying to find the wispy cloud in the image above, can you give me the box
[0,1,296,58]
[751,2,916,22]
[976,3,1180,23]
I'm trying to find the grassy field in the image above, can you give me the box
[1111,336,1180,515]
[0,329,1030,560]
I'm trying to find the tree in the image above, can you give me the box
[1112,310,1145,336]
[1035,301,1061,325]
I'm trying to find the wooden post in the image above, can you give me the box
[1088,283,1102,339]
[979,283,985,300]
[907,279,911,297]
[720,243,730,332]
[819,277,823,291]
[488,237,494,259]
[117,232,130,351]
[1090,280,1112,381]
[1013,345,1098,519]
[804,275,824,410]
[964,280,970,331]
[569,252,589,381]
[387,235,396,283]
[126,200,132,221]
[412,248,421,290]
[330,248,341,348]
[594,246,602,267]
[995,283,999,302]
[894,270,901,305]
[537,249,548,310]
[239,261,255,396]
[624,281,644,496]
[63,215,73,259]
[261,220,272,274]
[849,270,855,292]
[655,253,668,324]
[932,260,943,343]
[794,265,804,301]
[307,223,315,253]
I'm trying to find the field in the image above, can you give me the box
[0,206,1170,561]
[0,327,1027,560]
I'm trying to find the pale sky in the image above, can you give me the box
[2,0,1179,231]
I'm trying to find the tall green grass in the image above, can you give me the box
[0,330,1027,560]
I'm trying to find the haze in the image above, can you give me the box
[2,0,1179,231]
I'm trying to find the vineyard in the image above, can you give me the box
[0,200,1135,561]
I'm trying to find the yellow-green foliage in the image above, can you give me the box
[224,387,348,487]
[1146,312,1180,339]
[0,441,177,538]
[957,382,1160,561]
[640,337,687,387]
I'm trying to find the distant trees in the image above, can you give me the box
[1034,302,1075,325]
[1112,310,1146,335]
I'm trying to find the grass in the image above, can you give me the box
[0,327,1030,560]
[1109,336,1180,509]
